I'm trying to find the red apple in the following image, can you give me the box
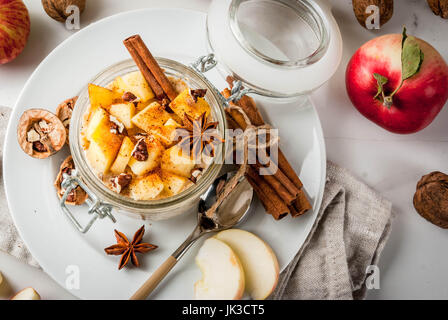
[346,30,448,134]
[0,0,30,65]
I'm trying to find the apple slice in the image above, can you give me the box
[161,145,196,178]
[110,136,135,175]
[160,170,189,196]
[113,71,155,102]
[215,229,279,300]
[129,173,164,200]
[169,89,211,120]
[132,102,172,133]
[109,102,136,129]
[10,287,41,300]
[88,84,122,111]
[128,138,164,176]
[194,238,245,300]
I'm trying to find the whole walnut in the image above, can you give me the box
[42,0,86,23]
[427,0,448,19]
[413,172,448,228]
[352,0,394,29]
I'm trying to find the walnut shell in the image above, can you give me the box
[54,155,88,205]
[413,171,448,228]
[56,96,77,144]
[17,109,66,159]
[352,0,394,29]
[41,0,86,23]
[427,0,448,19]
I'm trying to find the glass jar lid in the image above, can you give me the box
[207,0,343,99]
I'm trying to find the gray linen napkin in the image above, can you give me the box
[0,107,392,296]
[0,106,39,267]
[272,161,393,300]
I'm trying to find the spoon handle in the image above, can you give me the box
[129,256,178,300]
[129,225,203,300]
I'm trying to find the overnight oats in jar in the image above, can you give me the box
[69,36,227,221]
[80,71,218,201]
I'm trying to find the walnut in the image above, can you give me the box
[122,92,138,102]
[427,0,448,19]
[190,89,207,103]
[41,0,86,23]
[132,138,149,161]
[17,109,66,159]
[56,96,77,144]
[54,155,88,205]
[111,174,132,194]
[352,0,394,29]
[413,171,448,228]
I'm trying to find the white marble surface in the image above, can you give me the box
[1,0,448,300]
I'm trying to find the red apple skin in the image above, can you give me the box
[346,34,448,134]
[0,0,30,65]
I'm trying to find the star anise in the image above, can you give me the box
[104,225,158,270]
[175,112,224,160]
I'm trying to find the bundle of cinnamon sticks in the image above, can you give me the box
[123,35,177,102]
[223,78,311,220]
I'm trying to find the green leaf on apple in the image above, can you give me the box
[373,73,388,100]
[401,27,424,81]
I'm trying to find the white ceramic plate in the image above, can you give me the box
[3,9,326,300]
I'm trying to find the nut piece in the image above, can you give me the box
[17,109,67,159]
[352,0,394,29]
[56,96,77,144]
[413,171,448,228]
[122,92,138,102]
[41,0,86,22]
[111,173,132,194]
[132,138,149,161]
[190,89,207,103]
[54,155,88,205]
[427,0,448,19]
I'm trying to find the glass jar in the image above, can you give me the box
[67,58,227,230]
[207,0,342,99]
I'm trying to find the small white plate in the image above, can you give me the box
[3,8,326,299]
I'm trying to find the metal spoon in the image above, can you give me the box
[129,173,254,300]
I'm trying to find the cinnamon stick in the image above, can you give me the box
[223,81,311,217]
[123,40,165,99]
[255,161,300,198]
[124,35,177,101]
[246,167,289,220]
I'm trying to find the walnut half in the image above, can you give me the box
[413,171,448,228]
[17,109,67,159]
[54,155,88,206]
[56,96,77,144]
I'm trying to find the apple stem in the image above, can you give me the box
[383,80,404,109]
[383,96,393,108]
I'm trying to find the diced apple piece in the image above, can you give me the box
[88,84,122,111]
[10,287,41,300]
[132,102,171,133]
[148,125,178,146]
[128,138,164,176]
[169,89,211,120]
[160,170,189,196]
[194,238,245,300]
[129,173,164,200]
[215,229,279,300]
[110,137,135,175]
[112,71,154,102]
[109,103,135,129]
[161,145,196,178]
[86,107,109,140]
[164,118,181,127]
[86,140,119,174]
